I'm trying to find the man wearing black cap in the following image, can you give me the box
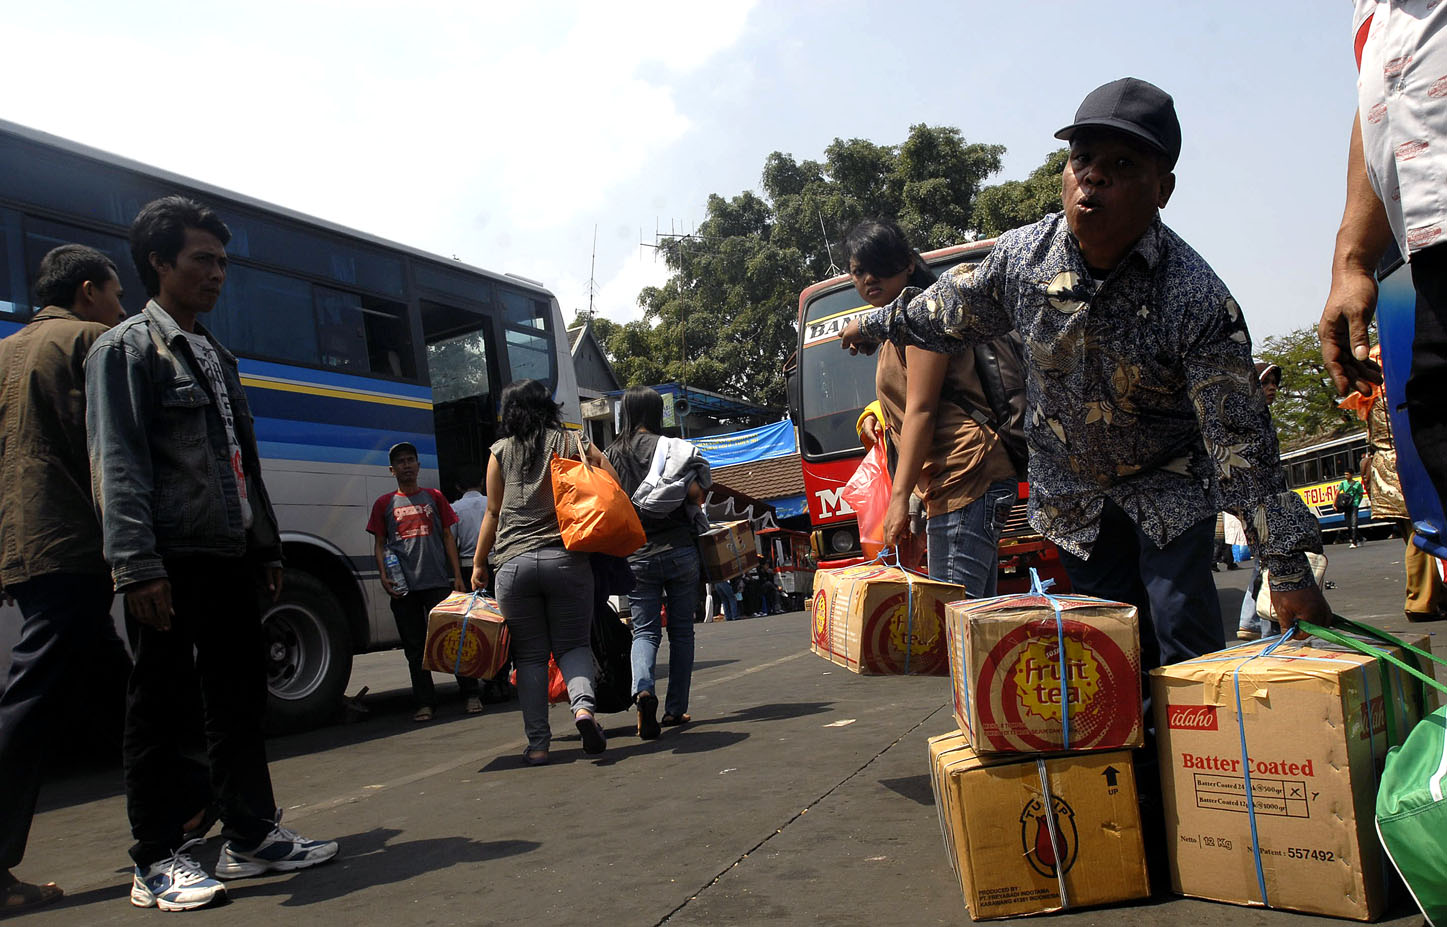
[840,78,1330,667]
[365,441,476,722]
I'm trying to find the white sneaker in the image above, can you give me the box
[130,839,226,911]
[215,811,338,880]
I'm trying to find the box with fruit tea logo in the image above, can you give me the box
[946,590,1142,754]
[809,564,966,675]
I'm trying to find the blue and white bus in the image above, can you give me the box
[0,119,580,730]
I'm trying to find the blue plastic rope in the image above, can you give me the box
[1028,568,1071,749]
[452,590,482,676]
[1231,627,1291,908]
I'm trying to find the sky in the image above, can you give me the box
[4,0,1356,343]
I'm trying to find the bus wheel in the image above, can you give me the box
[262,571,353,733]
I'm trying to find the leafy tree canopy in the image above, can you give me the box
[579,125,1067,408]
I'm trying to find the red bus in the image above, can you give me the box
[784,240,1067,594]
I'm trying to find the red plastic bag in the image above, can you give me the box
[511,655,569,704]
[841,441,893,555]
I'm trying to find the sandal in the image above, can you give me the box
[575,712,607,755]
[636,691,660,740]
[412,706,435,723]
[660,713,691,726]
[1,878,63,916]
[522,748,549,767]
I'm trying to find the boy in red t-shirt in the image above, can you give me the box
[366,442,478,721]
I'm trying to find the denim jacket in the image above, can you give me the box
[85,301,282,589]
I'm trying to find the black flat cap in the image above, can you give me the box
[1054,77,1181,169]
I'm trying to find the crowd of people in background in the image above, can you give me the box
[5,6,1447,915]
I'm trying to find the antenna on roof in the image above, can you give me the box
[586,225,599,318]
[819,211,841,277]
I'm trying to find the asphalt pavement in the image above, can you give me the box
[12,537,1443,925]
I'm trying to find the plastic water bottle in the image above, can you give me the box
[384,550,409,595]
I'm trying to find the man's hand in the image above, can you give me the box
[1268,585,1333,636]
[1318,269,1383,396]
[881,496,912,550]
[380,574,403,598]
[840,320,879,356]
[126,578,174,630]
[859,413,880,450]
[452,576,466,593]
[470,565,488,592]
[264,565,284,602]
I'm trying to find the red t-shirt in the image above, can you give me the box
[367,488,458,591]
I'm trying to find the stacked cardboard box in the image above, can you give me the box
[946,591,1143,753]
[1151,632,1435,920]
[700,519,758,582]
[809,564,966,675]
[928,731,1150,919]
[422,591,510,679]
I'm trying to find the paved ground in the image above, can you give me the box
[11,537,1443,925]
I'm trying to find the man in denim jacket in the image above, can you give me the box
[85,197,336,912]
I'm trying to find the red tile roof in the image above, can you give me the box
[711,453,804,502]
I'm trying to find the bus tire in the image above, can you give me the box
[262,570,353,733]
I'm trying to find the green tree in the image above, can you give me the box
[1257,325,1361,449]
[972,149,1067,238]
[597,125,1064,408]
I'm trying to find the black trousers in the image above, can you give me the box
[0,573,119,873]
[389,587,478,709]
[124,556,275,867]
[1407,244,1447,511]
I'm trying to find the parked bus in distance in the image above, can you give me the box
[1279,431,1387,542]
[785,240,1066,593]
[0,119,581,731]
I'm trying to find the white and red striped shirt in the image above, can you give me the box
[1355,0,1447,255]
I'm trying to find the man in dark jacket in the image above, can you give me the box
[0,245,127,915]
[86,197,337,912]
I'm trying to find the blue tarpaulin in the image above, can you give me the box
[693,419,795,468]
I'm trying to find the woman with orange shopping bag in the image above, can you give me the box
[470,379,622,766]
[846,220,1021,595]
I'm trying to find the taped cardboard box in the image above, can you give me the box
[809,564,966,675]
[422,591,510,679]
[700,519,758,582]
[927,730,1149,919]
[1151,632,1435,921]
[947,591,1142,754]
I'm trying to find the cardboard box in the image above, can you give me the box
[809,564,966,675]
[1151,633,1435,920]
[947,591,1142,754]
[928,730,1150,919]
[700,519,758,582]
[422,591,510,679]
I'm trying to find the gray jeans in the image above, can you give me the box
[495,547,596,751]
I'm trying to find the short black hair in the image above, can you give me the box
[843,219,937,289]
[33,244,118,309]
[129,195,231,297]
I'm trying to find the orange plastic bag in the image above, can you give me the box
[550,431,646,557]
[511,655,569,704]
[841,440,892,556]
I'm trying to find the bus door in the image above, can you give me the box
[421,298,500,496]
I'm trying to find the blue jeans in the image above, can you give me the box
[495,547,596,751]
[628,545,699,718]
[926,479,1017,596]
[713,581,738,620]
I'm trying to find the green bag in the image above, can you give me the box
[1298,617,1447,926]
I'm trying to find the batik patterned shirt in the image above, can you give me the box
[858,212,1321,591]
